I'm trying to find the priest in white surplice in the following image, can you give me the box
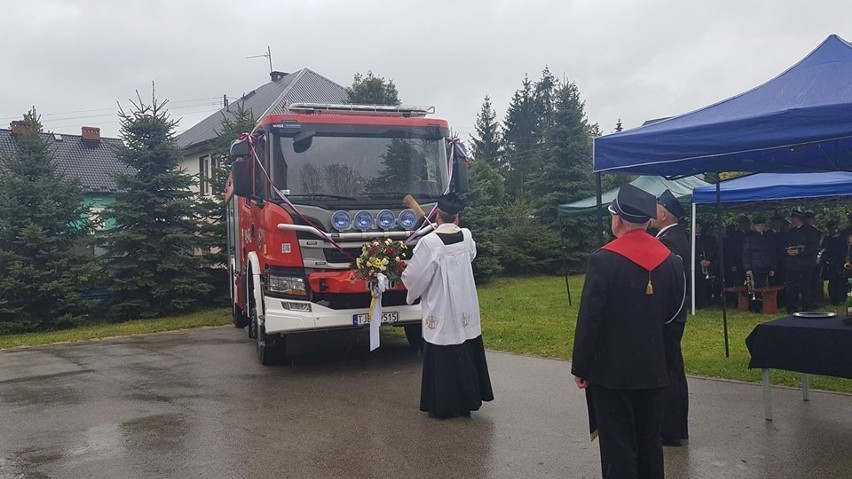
[401,193,494,418]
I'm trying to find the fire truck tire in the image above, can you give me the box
[233,306,250,329]
[256,326,286,366]
[404,323,423,350]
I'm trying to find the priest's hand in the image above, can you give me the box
[574,376,589,389]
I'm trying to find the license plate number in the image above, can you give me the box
[352,311,399,326]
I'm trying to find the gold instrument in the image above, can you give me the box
[745,275,757,301]
[699,251,712,280]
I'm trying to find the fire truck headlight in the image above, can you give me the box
[376,210,395,230]
[354,211,373,231]
[267,274,308,297]
[398,209,417,230]
[331,210,352,231]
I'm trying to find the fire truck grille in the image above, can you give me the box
[323,247,361,264]
[322,290,409,310]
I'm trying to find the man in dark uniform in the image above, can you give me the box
[820,220,845,305]
[694,222,717,308]
[784,208,822,313]
[742,217,777,312]
[572,184,686,479]
[649,189,690,447]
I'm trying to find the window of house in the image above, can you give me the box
[199,155,219,197]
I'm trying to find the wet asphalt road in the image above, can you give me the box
[1,326,852,479]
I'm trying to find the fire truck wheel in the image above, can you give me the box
[255,315,285,365]
[233,306,250,329]
[404,323,424,350]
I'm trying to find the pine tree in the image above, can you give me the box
[100,91,211,319]
[197,102,256,269]
[501,75,540,198]
[529,81,596,269]
[470,95,502,170]
[615,118,623,133]
[459,159,505,282]
[345,71,401,105]
[0,109,91,333]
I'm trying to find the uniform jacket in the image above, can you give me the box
[571,231,686,390]
[784,224,822,272]
[657,223,691,282]
[742,231,777,271]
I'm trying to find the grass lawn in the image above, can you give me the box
[2,275,850,394]
[0,309,231,350]
[478,275,852,394]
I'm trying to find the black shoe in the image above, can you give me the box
[662,438,683,447]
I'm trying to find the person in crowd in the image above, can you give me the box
[819,220,846,305]
[694,221,718,309]
[840,212,852,242]
[766,214,788,284]
[742,217,776,312]
[783,208,822,313]
[401,193,494,418]
[724,216,750,287]
[650,189,690,447]
[572,184,685,479]
[804,211,825,304]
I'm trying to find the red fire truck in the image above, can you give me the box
[225,103,468,364]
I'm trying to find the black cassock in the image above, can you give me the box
[572,231,685,479]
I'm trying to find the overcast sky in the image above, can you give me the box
[3,0,852,142]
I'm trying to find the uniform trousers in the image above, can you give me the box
[786,268,817,313]
[588,385,665,479]
[660,320,688,443]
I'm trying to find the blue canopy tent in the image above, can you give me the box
[692,171,852,204]
[595,35,852,177]
[591,35,852,356]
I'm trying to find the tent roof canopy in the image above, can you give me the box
[594,35,852,177]
[558,175,707,217]
[691,171,852,205]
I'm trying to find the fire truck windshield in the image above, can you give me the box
[272,130,448,201]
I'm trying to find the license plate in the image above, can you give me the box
[352,311,399,326]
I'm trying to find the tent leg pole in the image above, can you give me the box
[595,173,603,247]
[716,180,730,358]
[691,202,696,315]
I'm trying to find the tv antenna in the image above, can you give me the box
[247,46,273,73]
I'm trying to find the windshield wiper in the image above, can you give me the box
[284,194,357,201]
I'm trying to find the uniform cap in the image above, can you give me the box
[657,189,686,219]
[608,184,657,223]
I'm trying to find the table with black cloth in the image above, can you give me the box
[745,314,852,420]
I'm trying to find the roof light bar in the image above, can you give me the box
[285,102,435,117]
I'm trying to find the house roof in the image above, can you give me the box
[176,68,348,151]
[0,129,130,194]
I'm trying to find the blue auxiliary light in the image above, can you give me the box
[398,209,417,230]
[331,210,352,231]
[354,211,374,231]
[376,210,396,230]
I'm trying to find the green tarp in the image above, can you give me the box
[557,175,709,217]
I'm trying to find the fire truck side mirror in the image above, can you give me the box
[231,158,252,198]
[229,138,253,197]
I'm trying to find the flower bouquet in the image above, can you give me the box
[355,238,408,285]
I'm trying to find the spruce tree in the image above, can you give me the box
[0,109,91,333]
[470,95,502,170]
[100,92,211,319]
[197,102,256,269]
[530,81,596,269]
[459,159,505,282]
[501,74,543,198]
[345,71,401,105]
